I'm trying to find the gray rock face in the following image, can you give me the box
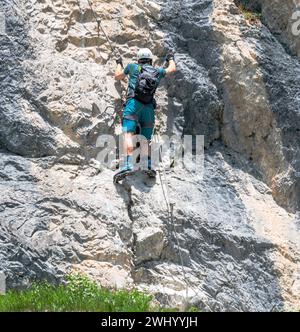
[0,1,80,158]
[238,0,300,60]
[0,271,5,294]
[0,0,299,311]
[134,227,165,265]
[162,0,300,212]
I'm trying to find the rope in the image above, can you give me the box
[75,0,125,122]
[84,0,125,101]
[75,0,94,35]
[154,137,190,309]
[85,0,98,20]
[153,124,204,310]
[86,0,121,58]
[75,0,121,57]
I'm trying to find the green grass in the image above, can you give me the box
[0,274,154,312]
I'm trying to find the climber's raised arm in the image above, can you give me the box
[165,52,176,75]
[115,57,126,81]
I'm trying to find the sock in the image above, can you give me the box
[122,155,133,171]
[148,157,152,170]
[140,156,154,170]
[140,156,149,170]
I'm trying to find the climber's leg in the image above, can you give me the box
[140,104,156,177]
[114,100,137,181]
[123,132,134,161]
[114,131,136,183]
[120,98,147,171]
[114,99,156,181]
[119,123,136,173]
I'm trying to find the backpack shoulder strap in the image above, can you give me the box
[129,64,141,76]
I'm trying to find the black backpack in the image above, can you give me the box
[134,65,160,104]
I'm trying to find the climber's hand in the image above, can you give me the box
[116,57,123,68]
[165,52,177,75]
[166,52,175,63]
[115,57,126,81]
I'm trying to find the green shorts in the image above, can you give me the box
[122,98,155,141]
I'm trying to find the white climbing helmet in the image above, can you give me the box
[137,48,153,60]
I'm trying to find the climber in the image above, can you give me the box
[113,48,177,183]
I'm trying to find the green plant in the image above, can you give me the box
[235,0,262,23]
[242,9,262,23]
[0,274,153,312]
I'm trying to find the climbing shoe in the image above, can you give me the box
[142,157,157,178]
[144,169,157,178]
[113,156,134,184]
[113,169,135,183]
